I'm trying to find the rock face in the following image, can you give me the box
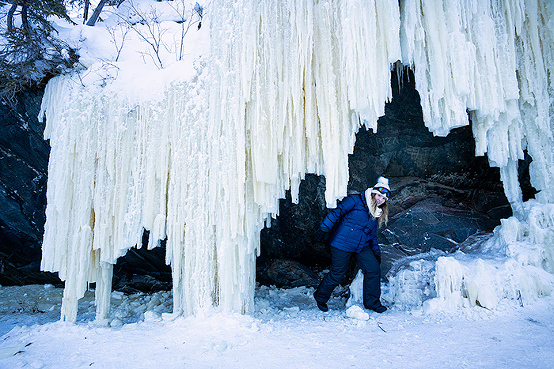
[0,69,525,291]
[0,90,59,285]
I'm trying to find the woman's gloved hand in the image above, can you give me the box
[314,228,330,242]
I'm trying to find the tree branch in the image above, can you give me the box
[7,3,17,32]
[86,0,107,26]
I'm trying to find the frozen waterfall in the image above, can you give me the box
[39,0,554,322]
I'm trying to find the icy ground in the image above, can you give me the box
[0,283,553,369]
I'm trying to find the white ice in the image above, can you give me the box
[32,0,554,324]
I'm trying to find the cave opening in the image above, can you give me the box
[256,66,535,289]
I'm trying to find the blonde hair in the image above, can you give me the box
[370,193,389,228]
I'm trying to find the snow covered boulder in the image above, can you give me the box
[379,202,554,312]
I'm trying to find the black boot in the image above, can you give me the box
[371,305,387,313]
[315,299,329,312]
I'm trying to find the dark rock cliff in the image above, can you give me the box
[0,89,59,285]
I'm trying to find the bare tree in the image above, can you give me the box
[83,0,91,23]
[111,0,203,68]
[86,0,108,26]
[167,0,203,61]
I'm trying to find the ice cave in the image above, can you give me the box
[37,0,554,322]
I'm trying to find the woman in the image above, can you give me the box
[313,177,390,313]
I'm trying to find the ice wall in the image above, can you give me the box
[40,0,401,322]
[400,0,554,216]
[40,0,554,321]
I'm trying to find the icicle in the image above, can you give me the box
[95,262,113,324]
[516,0,554,204]
[433,256,466,308]
[500,159,524,219]
[401,0,554,214]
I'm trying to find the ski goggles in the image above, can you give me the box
[374,187,390,197]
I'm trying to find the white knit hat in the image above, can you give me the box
[370,176,390,198]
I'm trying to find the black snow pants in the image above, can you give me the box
[314,245,381,310]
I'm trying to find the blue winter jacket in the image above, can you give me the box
[320,192,380,255]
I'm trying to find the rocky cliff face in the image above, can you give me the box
[0,69,525,291]
[0,90,58,285]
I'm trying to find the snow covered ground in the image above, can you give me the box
[2,1,554,367]
[1,283,553,369]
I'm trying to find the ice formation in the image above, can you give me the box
[400,0,554,215]
[345,305,370,321]
[371,201,554,313]
[39,0,554,322]
[40,0,401,322]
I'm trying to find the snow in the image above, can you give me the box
[4,204,553,368]
[1,284,554,368]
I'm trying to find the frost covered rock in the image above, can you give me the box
[257,259,319,288]
[383,255,440,310]
[380,202,554,312]
[382,197,499,253]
